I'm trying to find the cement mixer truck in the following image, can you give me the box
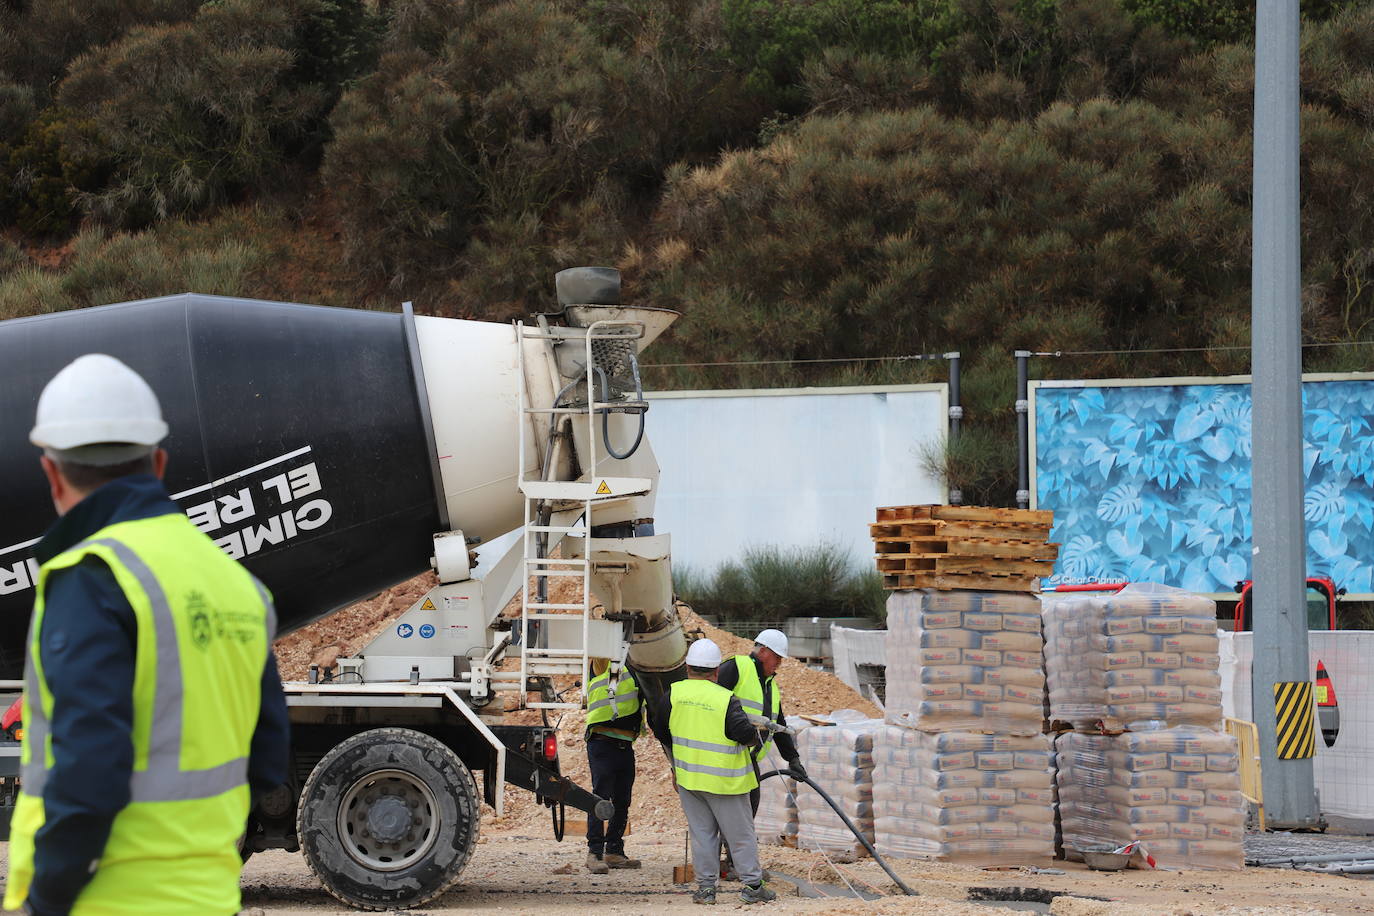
[0,268,689,910]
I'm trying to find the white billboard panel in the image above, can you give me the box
[645,385,948,575]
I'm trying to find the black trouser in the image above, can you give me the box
[586,733,636,856]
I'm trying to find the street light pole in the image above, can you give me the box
[1250,0,1319,828]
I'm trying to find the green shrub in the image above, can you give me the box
[53,0,377,227]
[0,221,267,321]
[674,542,886,624]
[324,0,640,286]
[0,108,105,236]
[0,0,203,96]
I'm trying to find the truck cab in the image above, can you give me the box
[1233,576,1341,631]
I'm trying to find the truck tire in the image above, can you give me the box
[297,727,479,910]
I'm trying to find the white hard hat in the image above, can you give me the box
[755,628,789,659]
[31,354,168,465]
[685,638,723,668]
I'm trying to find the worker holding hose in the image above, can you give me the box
[3,354,289,916]
[715,629,804,881]
[654,638,776,905]
[717,629,807,802]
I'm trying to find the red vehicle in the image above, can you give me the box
[1232,576,1342,632]
[1,697,19,740]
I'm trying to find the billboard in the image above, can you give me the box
[1031,374,1374,596]
[646,384,948,575]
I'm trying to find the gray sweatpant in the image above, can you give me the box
[676,785,762,888]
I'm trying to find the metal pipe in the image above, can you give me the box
[945,352,962,505]
[1014,350,1030,509]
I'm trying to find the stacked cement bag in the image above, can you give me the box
[872,728,1057,862]
[796,714,881,861]
[874,588,1054,865]
[885,589,1046,736]
[755,717,809,846]
[1056,727,1245,869]
[1042,583,1222,731]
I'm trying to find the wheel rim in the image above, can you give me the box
[337,768,441,871]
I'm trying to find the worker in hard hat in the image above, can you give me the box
[4,354,290,916]
[652,638,775,905]
[583,657,644,874]
[718,629,806,795]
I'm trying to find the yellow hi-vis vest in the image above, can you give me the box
[4,512,274,916]
[668,679,757,795]
[728,655,779,763]
[585,668,640,737]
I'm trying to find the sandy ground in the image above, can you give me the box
[4,830,1370,915]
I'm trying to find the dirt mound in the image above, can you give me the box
[674,604,882,720]
[273,573,437,679]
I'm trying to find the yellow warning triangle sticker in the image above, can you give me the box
[595,480,612,495]
[421,598,436,610]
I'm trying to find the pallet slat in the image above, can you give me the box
[880,571,1041,592]
[871,538,1060,560]
[875,555,1056,576]
[875,504,1053,526]
[870,520,1051,541]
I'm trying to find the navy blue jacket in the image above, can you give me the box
[23,475,290,916]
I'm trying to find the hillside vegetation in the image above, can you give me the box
[3,0,1373,503]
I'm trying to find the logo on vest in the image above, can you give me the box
[186,590,263,648]
[188,592,213,650]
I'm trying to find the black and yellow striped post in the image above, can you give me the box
[1273,681,1315,760]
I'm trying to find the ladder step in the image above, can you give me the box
[523,406,593,415]
[525,602,586,610]
[524,648,588,657]
[524,612,587,621]
[523,569,586,578]
[524,557,589,566]
[527,701,584,709]
[525,525,588,534]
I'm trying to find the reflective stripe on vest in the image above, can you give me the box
[21,535,272,802]
[728,655,779,762]
[668,679,757,795]
[586,669,640,726]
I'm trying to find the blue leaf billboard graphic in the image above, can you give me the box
[1032,376,1374,594]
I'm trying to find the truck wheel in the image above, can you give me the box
[297,728,479,910]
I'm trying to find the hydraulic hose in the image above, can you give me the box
[759,768,917,897]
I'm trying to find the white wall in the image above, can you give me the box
[645,385,948,575]
[1224,631,1374,819]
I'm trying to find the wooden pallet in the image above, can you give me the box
[870,535,1059,560]
[875,504,1053,526]
[870,519,1052,542]
[879,571,1041,592]
[875,555,1056,576]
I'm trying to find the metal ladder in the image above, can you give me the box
[514,317,646,710]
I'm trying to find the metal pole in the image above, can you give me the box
[946,352,962,505]
[1251,0,1318,828]
[1014,351,1030,510]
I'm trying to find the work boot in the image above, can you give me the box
[604,852,642,869]
[719,859,737,881]
[586,852,609,874]
[692,885,717,905]
[740,881,777,904]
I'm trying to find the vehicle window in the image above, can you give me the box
[1307,586,1331,630]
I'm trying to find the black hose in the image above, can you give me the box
[759,768,917,897]
[592,366,646,460]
